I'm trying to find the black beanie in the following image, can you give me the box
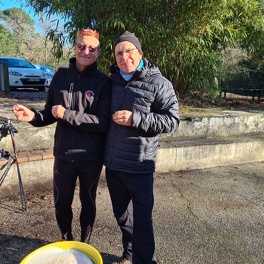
[113,31,142,53]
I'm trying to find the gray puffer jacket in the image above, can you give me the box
[103,58,180,174]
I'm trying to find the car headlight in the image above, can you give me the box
[10,71,23,76]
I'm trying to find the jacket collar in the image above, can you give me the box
[110,58,159,82]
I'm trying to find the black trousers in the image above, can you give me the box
[53,158,102,243]
[106,168,155,264]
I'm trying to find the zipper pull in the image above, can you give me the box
[68,83,74,108]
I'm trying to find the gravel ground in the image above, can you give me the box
[1,90,264,264]
[1,162,264,264]
[0,89,47,110]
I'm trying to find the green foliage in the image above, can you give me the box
[0,23,18,56]
[0,7,72,66]
[223,57,264,92]
[0,8,37,58]
[23,0,264,98]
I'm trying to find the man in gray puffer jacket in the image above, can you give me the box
[104,31,180,264]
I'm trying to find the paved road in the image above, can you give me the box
[1,161,264,264]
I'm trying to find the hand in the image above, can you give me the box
[54,65,68,74]
[12,104,35,122]
[112,110,132,126]
[52,105,66,119]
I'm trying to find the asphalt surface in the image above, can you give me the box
[1,162,264,264]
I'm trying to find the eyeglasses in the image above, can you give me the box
[76,44,97,53]
[115,48,137,58]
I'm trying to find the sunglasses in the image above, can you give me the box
[76,44,97,53]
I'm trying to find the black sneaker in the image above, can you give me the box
[61,232,73,241]
[112,258,132,264]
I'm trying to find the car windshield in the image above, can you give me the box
[43,66,54,72]
[6,58,35,68]
[35,65,54,73]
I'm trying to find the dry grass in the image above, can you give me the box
[180,93,264,116]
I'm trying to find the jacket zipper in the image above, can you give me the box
[110,82,129,168]
[68,83,74,108]
[70,75,80,162]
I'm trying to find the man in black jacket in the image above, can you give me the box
[12,28,111,243]
[104,31,180,264]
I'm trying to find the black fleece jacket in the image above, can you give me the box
[30,58,111,162]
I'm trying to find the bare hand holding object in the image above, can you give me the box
[52,105,66,119]
[112,110,132,126]
[12,104,35,122]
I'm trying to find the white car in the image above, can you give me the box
[0,57,49,91]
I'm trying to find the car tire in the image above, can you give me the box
[38,87,46,92]
[10,86,17,91]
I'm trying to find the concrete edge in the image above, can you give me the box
[1,135,264,198]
